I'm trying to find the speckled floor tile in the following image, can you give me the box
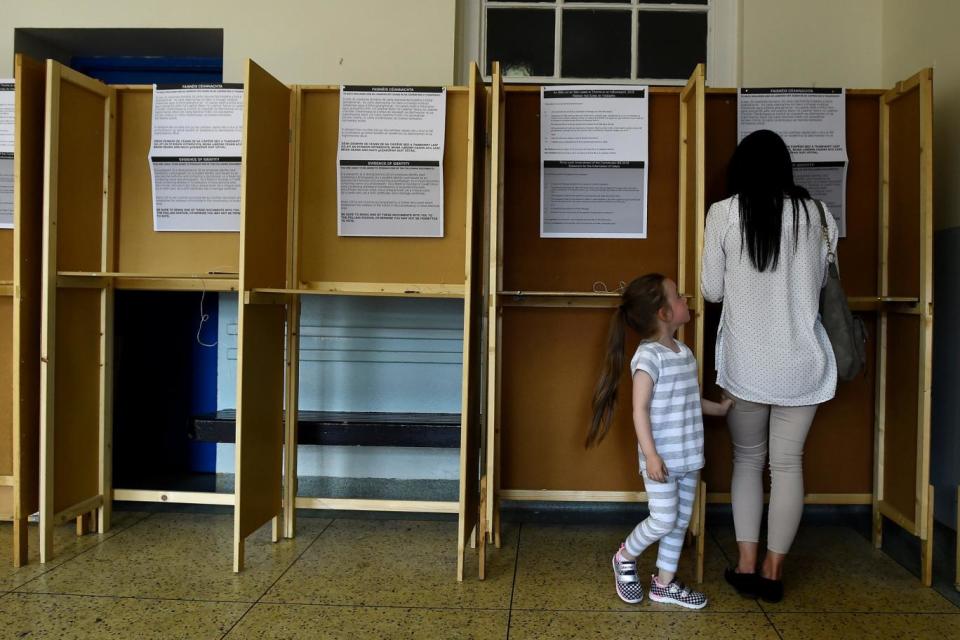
[769,612,960,639]
[16,512,331,602]
[0,511,151,591]
[512,523,762,612]
[0,592,250,639]
[508,610,779,639]
[712,524,957,613]
[261,519,517,608]
[225,602,509,639]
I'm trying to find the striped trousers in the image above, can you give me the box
[624,469,700,574]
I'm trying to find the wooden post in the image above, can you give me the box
[38,60,61,565]
[920,484,934,587]
[953,485,960,591]
[696,480,706,584]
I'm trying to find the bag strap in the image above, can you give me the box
[812,199,837,266]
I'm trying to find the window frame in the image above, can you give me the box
[463,0,738,86]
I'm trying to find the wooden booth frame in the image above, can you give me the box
[481,64,710,582]
[233,61,487,578]
[481,65,936,586]
[0,55,45,567]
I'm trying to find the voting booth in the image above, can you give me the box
[482,63,710,581]
[698,69,935,585]
[232,60,487,577]
[38,60,241,564]
[481,63,936,585]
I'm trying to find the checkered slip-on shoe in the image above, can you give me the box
[611,544,644,604]
[648,576,708,610]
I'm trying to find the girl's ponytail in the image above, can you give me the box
[585,273,667,448]
[586,307,627,448]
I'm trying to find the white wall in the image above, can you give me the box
[740,0,882,87]
[882,0,960,231]
[0,0,456,85]
[215,295,463,480]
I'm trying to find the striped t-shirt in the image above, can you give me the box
[630,339,705,474]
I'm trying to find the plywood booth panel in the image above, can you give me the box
[501,306,641,492]
[113,89,239,277]
[296,88,469,288]
[0,297,12,476]
[881,313,921,519]
[0,233,12,284]
[51,288,102,514]
[40,61,113,563]
[55,81,106,273]
[501,89,680,293]
[9,54,46,565]
[886,90,921,301]
[233,60,293,571]
[457,63,487,576]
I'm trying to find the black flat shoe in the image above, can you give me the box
[724,567,759,598]
[757,576,784,603]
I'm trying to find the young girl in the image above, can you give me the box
[588,273,731,609]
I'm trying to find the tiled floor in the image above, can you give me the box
[0,511,956,639]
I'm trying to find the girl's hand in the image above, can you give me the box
[701,395,735,417]
[646,454,669,483]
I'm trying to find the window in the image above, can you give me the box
[482,0,710,83]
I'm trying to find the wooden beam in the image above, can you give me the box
[51,495,104,527]
[294,497,459,513]
[878,500,919,535]
[38,59,62,565]
[705,493,873,505]
[243,290,290,306]
[298,281,466,298]
[113,488,235,506]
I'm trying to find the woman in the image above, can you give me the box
[701,129,838,603]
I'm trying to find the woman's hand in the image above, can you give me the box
[646,454,669,483]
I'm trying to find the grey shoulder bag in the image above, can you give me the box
[814,200,866,381]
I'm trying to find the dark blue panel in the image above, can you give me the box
[70,56,223,85]
[113,291,220,482]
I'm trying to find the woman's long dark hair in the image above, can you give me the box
[586,274,667,448]
[727,129,811,272]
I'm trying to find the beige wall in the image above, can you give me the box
[1,0,456,85]
[740,0,882,87]
[883,0,960,230]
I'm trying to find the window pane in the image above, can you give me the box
[636,10,706,79]
[562,10,631,78]
[487,8,556,77]
[566,1,630,3]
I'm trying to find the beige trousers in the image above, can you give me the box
[726,397,819,554]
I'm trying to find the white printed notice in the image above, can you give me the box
[0,80,14,229]
[738,88,848,236]
[149,84,243,232]
[540,86,649,239]
[337,86,446,237]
